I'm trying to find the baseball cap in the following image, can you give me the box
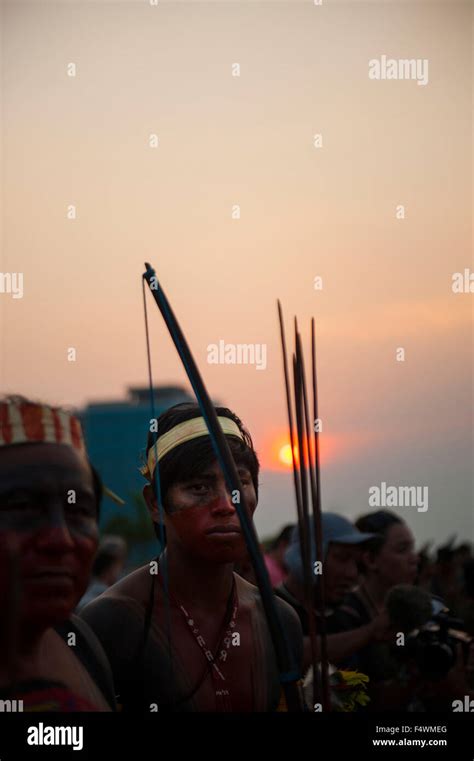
[284,512,375,583]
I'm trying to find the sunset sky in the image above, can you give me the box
[0,0,472,544]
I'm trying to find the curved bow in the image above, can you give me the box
[142,262,304,712]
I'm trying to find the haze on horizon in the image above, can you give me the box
[0,0,472,548]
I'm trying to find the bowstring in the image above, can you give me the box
[142,277,174,705]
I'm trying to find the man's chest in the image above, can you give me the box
[149,603,257,711]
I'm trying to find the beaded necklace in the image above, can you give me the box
[157,566,238,712]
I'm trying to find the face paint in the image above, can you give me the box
[165,462,257,565]
[0,444,99,630]
[0,472,97,536]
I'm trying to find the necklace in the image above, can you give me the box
[157,567,238,712]
[178,587,238,711]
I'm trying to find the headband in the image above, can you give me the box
[0,398,125,506]
[0,398,86,452]
[142,416,244,480]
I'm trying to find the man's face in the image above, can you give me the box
[323,542,360,605]
[164,460,257,565]
[0,443,99,630]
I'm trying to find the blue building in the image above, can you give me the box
[80,385,194,565]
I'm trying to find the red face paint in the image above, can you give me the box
[165,463,257,565]
[0,444,99,631]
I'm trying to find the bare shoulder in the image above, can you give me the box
[80,565,153,635]
[234,572,259,607]
[102,564,153,606]
[234,573,302,629]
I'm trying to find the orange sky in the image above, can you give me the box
[0,0,472,543]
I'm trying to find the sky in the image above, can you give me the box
[0,0,472,545]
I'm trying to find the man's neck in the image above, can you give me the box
[162,548,235,614]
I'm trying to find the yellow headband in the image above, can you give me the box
[141,416,244,480]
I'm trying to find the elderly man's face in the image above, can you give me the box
[0,443,99,629]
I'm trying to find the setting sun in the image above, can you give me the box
[279,443,298,468]
[259,428,373,472]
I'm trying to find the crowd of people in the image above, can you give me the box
[264,514,474,711]
[0,394,472,713]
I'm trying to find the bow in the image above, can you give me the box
[142,262,304,712]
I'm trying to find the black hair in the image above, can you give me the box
[355,510,403,556]
[145,402,260,511]
[92,539,126,577]
[436,547,455,564]
[93,548,119,577]
[270,524,295,551]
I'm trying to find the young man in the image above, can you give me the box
[81,403,303,712]
[0,396,116,711]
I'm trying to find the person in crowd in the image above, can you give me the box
[0,396,116,711]
[416,543,435,592]
[81,403,303,712]
[76,536,127,612]
[274,513,392,673]
[264,524,294,588]
[331,510,473,711]
[431,544,463,613]
[458,559,474,637]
